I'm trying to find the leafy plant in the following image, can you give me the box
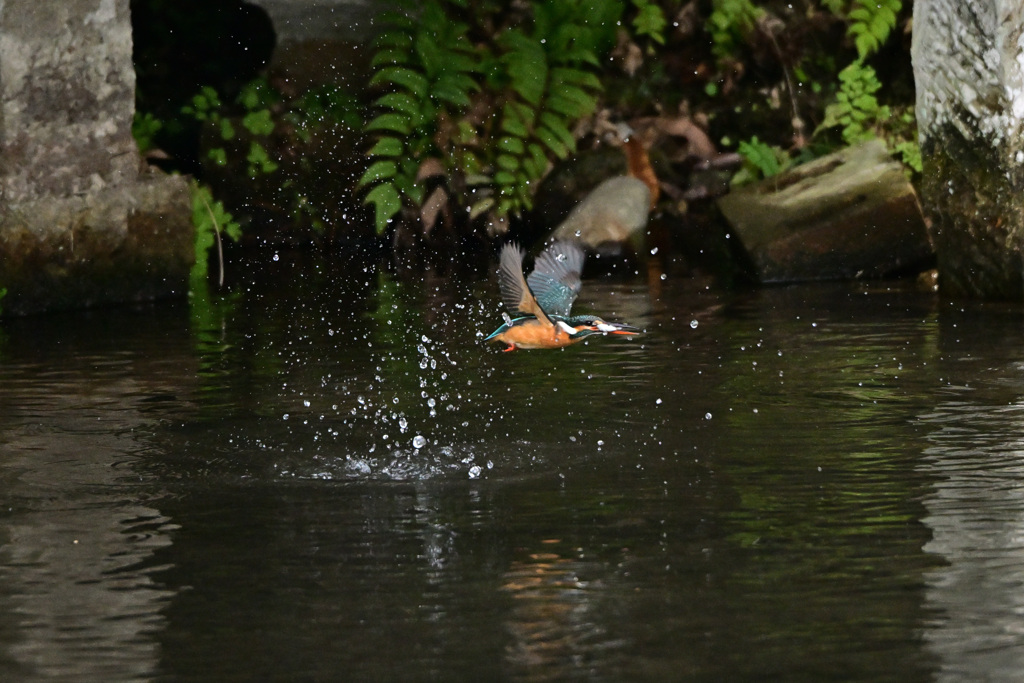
[732,136,793,185]
[631,0,668,45]
[358,0,623,233]
[182,82,281,177]
[357,1,478,231]
[818,61,889,144]
[807,0,919,173]
[893,138,922,173]
[190,181,242,288]
[132,112,163,154]
[707,0,763,62]
[847,0,899,60]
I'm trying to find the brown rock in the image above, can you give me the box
[717,140,932,283]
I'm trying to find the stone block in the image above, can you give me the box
[717,140,932,283]
[0,0,193,315]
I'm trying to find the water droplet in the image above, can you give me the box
[650,247,659,255]
[690,320,698,329]
[412,435,427,449]
[468,465,482,479]
[656,398,663,405]
[303,399,311,407]
[282,413,289,420]
[705,412,712,420]
[272,253,280,261]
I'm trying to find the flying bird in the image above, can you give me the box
[485,241,640,351]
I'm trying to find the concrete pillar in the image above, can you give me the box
[913,0,1024,298]
[0,0,192,315]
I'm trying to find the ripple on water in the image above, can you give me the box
[919,398,1024,680]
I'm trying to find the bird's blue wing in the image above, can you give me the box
[499,243,552,324]
[527,241,584,317]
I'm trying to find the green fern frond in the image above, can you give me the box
[359,0,620,232]
[847,0,900,59]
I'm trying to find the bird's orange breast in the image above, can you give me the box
[492,319,581,349]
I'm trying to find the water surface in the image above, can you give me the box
[2,252,1024,681]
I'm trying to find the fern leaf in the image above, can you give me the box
[494,170,517,187]
[547,87,598,118]
[371,49,409,68]
[368,137,403,157]
[550,67,602,91]
[539,113,577,150]
[498,136,525,154]
[374,92,421,117]
[369,67,429,98]
[363,182,402,233]
[501,32,548,105]
[536,126,570,158]
[527,143,548,171]
[432,73,477,107]
[854,34,877,59]
[496,154,520,171]
[357,159,398,188]
[366,112,412,135]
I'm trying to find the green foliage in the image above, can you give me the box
[893,139,922,174]
[291,85,363,133]
[181,86,223,122]
[707,0,763,62]
[181,81,282,178]
[359,0,624,233]
[818,62,889,144]
[847,0,900,60]
[631,0,668,45]
[132,112,163,154]
[732,136,793,185]
[805,0,919,175]
[190,182,242,289]
[358,1,478,230]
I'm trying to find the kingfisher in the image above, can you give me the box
[485,241,641,351]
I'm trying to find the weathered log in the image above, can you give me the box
[913,0,1024,298]
[0,0,192,316]
[716,140,932,283]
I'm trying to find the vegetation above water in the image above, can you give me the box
[130,0,917,281]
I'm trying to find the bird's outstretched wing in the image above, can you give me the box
[526,241,584,317]
[499,243,553,325]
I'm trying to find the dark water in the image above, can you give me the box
[3,252,1024,681]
